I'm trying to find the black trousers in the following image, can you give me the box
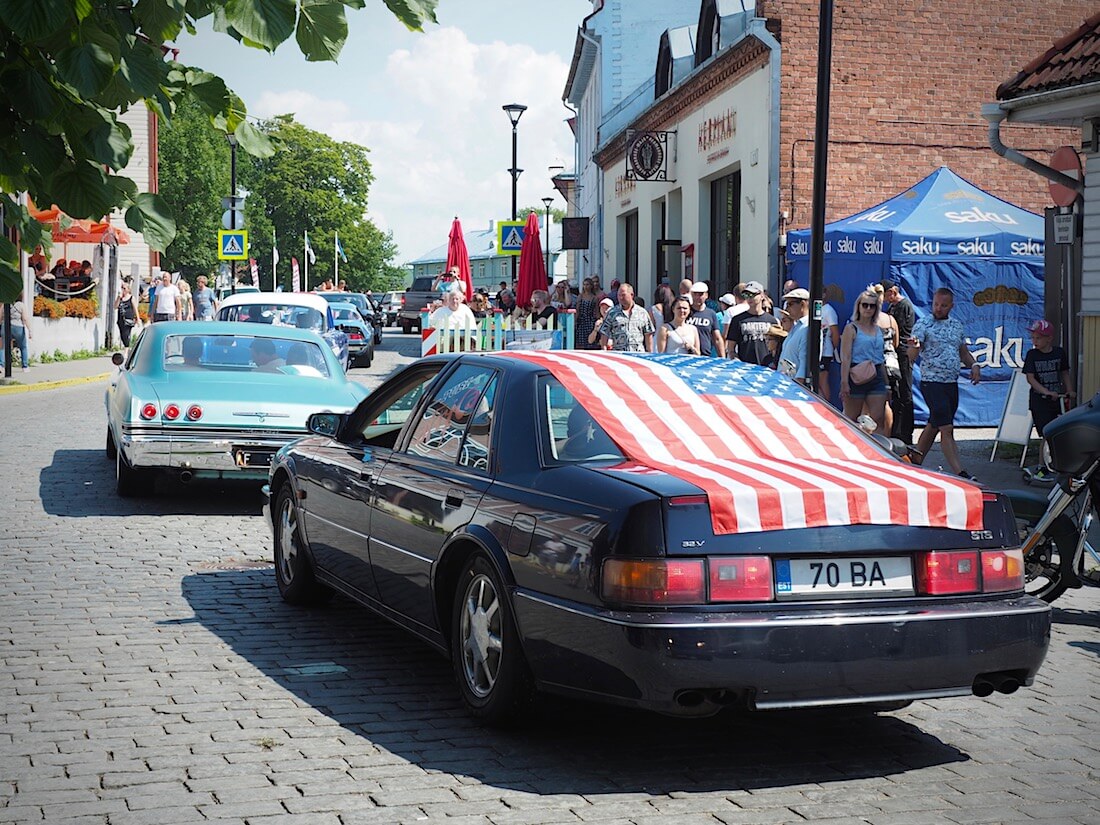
[890,351,914,444]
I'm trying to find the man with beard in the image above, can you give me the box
[725,281,779,367]
[882,279,916,443]
[686,281,725,357]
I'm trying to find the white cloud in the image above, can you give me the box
[249,27,574,264]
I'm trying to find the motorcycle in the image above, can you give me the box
[1006,391,1100,602]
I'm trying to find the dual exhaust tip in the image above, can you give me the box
[972,671,1022,697]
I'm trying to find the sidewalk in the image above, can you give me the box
[0,355,116,395]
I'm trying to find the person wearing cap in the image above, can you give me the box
[599,283,654,352]
[1022,319,1074,454]
[817,283,844,408]
[725,280,778,367]
[588,296,615,348]
[685,281,725,357]
[906,287,980,479]
[881,279,916,443]
[777,287,810,385]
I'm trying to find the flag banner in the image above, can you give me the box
[291,257,300,292]
[248,258,258,284]
[273,242,280,267]
[305,232,316,265]
[502,351,982,536]
[336,234,348,262]
[625,129,675,182]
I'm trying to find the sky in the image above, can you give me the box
[176,0,593,266]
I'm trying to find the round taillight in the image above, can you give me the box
[186,405,203,421]
[140,403,158,420]
[164,404,181,420]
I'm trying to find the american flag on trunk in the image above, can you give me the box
[505,351,983,536]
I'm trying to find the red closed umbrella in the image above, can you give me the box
[514,211,546,310]
[445,216,474,299]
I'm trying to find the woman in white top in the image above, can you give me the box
[1,290,33,370]
[657,296,701,355]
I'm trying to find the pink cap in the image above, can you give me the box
[1028,319,1053,336]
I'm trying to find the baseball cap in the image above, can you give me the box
[1028,319,1054,336]
[880,279,897,291]
[718,293,737,306]
[782,287,810,301]
[742,281,764,295]
[599,297,614,308]
[689,281,709,293]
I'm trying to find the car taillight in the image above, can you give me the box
[163,403,181,421]
[400,294,406,306]
[917,550,979,595]
[709,556,774,602]
[669,495,708,507]
[350,332,363,340]
[140,403,158,420]
[602,559,705,605]
[186,405,203,421]
[981,548,1024,592]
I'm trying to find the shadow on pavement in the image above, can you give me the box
[1053,606,1100,630]
[42,449,263,517]
[181,567,969,794]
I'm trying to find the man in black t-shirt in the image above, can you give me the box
[686,281,725,357]
[882,279,916,444]
[1022,319,1074,436]
[725,280,778,367]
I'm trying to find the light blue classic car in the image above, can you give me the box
[105,321,368,497]
[328,301,374,368]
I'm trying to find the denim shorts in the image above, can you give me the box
[847,365,888,399]
[922,381,959,428]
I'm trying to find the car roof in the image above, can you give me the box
[141,320,328,343]
[328,302,360,312]
[219,291,330,313]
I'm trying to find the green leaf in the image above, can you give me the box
[0,256,23,304]
[223,0,296,51]
[134,0,185,42]
[233,119,276,158]
[8,69,57,121]
[55,25,120,98]
[381,0,437,31]
[48,158,116,219]
[106,173,139,201]
[125,193,177,251]
[120,39,170,98]
[188,72,231,117]
[17,129,68,178]
[0,0,71,41]
[297,0,347,62]
[73,0,94,21]
[86,112,134,170]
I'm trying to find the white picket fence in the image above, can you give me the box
[421,309,577,356]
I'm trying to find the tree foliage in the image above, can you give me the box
[0,0,437,302]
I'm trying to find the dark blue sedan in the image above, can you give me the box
[262,352,1049,723]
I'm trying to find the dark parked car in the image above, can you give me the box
[262,352,1049,723]
[315,291,383,346]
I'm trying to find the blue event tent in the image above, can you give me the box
[786,167,1045,426]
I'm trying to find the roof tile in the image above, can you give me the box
[997,11,1100,100]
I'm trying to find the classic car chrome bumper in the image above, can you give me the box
[120,427,303,476]
[513,591,1051,716]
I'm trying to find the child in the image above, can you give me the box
[1022,319,1075,481]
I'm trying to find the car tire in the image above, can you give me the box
[273,482,333,606]
[106,428,117,461]
[401,320,412,335]
[451,554,533,724]
[116,448,150,497]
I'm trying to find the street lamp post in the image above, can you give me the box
[226,133,239,295]
[541,196,554,285]
[502,103,526,285]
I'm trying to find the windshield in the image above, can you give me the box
[163,334,332,378]
[332,307,361,321]
[221,304,325,332]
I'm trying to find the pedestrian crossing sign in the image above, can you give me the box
[218,230,249,260]
[497,221,525,257]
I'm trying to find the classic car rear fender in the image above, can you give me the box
[432,523,515,644]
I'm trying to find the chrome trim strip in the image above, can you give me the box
[514,591,1049,629]
[306,511,370,543]
[753,686,973,710]
[369,533,433,565]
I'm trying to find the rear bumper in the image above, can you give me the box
[121,431,301,477]
[513,592,1051,716]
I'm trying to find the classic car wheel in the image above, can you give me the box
[116,448,150,497]
[452,555,533,724]
[273,483,333,606]
[106,428,117,461]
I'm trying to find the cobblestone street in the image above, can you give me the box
[2,341,1099,825]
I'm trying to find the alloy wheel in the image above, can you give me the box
[460,573,502,698]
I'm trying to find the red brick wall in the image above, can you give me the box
[758,0,1095,229]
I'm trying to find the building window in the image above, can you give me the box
[623,212,639,286]
[710,171,740,296]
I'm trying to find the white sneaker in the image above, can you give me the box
[21,367,29,372]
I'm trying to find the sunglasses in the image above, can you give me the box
[785,298,804,304]
[860,302,877,310]
[740,291,759,299]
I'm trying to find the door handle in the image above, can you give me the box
[445,490,464,508]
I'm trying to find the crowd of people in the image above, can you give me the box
[420,266,1076,481]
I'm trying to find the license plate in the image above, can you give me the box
[234,449,274,468]
[774,556,913,600]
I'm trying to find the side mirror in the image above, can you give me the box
[308,412,345,439]
[111,352,125,366]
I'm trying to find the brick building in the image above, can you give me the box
[568,0,1098,299]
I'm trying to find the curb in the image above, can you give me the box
[0,371,112,395]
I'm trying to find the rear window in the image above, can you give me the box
[220,304,324,332]
[163,334,331,378]
[538,375,624,463]
[411,277,435,291]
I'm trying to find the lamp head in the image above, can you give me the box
[226,132,239,148]
[542,197,554,210]
[502,103,527,126]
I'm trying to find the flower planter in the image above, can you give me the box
[25,316,104,360]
